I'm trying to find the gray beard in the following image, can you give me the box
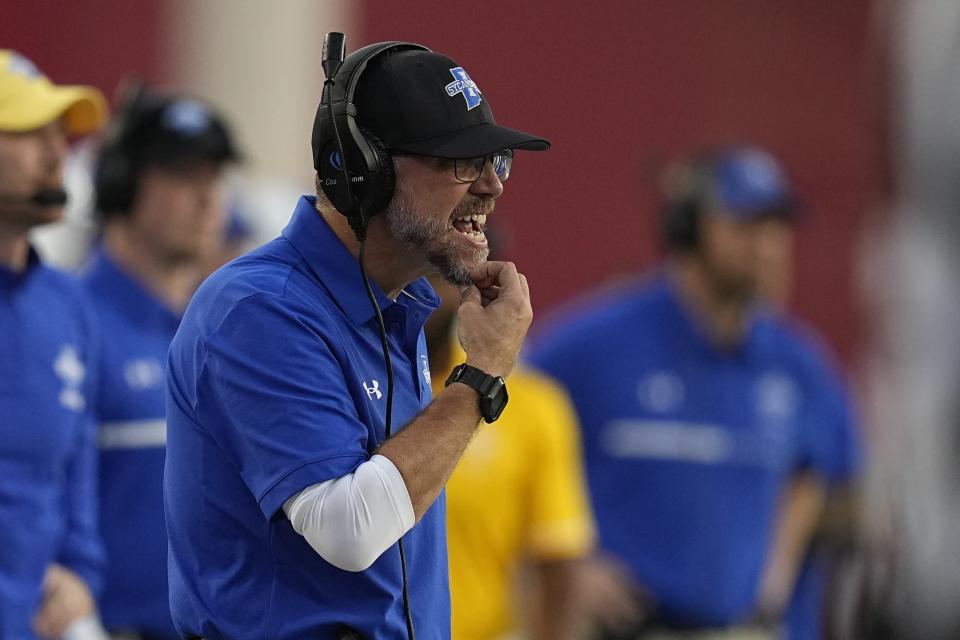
[386,188,490,286]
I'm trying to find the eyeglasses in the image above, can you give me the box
[451,150,513,183]
[393,149,514,183]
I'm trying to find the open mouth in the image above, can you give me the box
[451,213,487,243]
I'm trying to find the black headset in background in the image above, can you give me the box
[660,157,716,251]
[317,33,420,640]
[93,81,151,215]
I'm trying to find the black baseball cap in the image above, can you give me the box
[127,94,240,169]
[345,47,550,159]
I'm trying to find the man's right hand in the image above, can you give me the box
[579,554,653,637]
[457,261,532,379]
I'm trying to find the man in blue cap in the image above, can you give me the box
[529,146,861,639]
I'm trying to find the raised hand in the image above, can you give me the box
[457,261,532,379]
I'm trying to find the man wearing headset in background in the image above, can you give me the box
[164,38,548,639]
[0,50,108,639]
[81,87,240,640]
[529,147,861,639]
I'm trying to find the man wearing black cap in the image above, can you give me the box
[81,87,239,639]
[164,41,548,638]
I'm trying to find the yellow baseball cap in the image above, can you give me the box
[0,50,107,136]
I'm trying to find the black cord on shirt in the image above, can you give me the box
[359,236,415,640]
[325,72,415,640]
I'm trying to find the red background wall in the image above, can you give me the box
[2,1,168,99]
[359,0,880,364]
[3,1,881,365]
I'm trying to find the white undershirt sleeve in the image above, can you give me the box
[282,454,415,572]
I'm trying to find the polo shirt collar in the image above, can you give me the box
[658,271,765,359]
[282,196,439,327]
[0,245,42,291]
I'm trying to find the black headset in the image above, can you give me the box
[318,34,424,640]
[93,81,152,216]
[312,38,430,237]
[660,157,715,251]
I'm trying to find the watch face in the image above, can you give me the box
[481,378,508,423]
[446,364,509,423]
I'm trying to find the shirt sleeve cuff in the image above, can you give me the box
[258,454,366,520]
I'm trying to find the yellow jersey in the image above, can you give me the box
[436,345,595,640]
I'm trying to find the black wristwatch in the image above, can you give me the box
[445,363,508,423]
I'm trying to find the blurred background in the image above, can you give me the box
[5,0,959,637]
[5,0,878,362]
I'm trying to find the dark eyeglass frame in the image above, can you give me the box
[392,149,514,183]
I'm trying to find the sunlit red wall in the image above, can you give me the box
[358,1,880,364]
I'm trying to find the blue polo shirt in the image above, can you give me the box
[782,330,860,640]
[165,196,446,639]
[528,274,860,628]
[0,249,103,639]
[80,248,180,638]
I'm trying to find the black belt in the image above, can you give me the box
[184,625,366,639]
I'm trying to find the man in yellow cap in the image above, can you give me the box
[0,50,109,639]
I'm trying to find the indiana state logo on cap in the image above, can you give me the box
[445,67,482,110]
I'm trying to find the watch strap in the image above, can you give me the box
[444,363,508,423]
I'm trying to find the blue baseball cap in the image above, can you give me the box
[708,147,797,219]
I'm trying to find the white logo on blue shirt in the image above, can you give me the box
[601,419,733,464]
[364,380,382,401]
[637,371,685,413]
[421,355,431,387]
[124,357,164,391]
[755,372,798,423]
[54,344,86,411]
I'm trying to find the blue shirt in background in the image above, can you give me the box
[780,325,861,640]
[529,274,860,629]
[0,249,103,639]
[165,196,448,639]
[81,248,181,638]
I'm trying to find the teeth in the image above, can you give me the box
[453,213,487,226]
[455,228,487,241]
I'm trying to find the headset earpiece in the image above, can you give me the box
[94,149,132,214]
[355,127,395,216]
[315,122,395,222]
[313,41,429,232]
[661,161,713,251]
[94,82,148,216]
